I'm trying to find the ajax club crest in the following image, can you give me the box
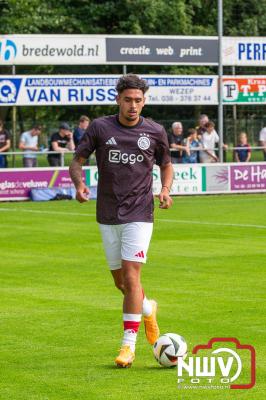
[137,134,150,150]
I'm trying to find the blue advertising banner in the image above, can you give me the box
[0,75,218,106]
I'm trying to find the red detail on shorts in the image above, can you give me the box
[134,250,144,258]
[123,321,141,333]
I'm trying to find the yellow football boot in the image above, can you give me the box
[144,300,160,345]
[115,345,135,368]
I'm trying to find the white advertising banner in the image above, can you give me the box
[0,35,106,65]
[0,34,218,65]
[86,165,202,195]
[87,163,266,195]
[0,35,265,66]
[153,164,203,195]
[144,76,217,105]
[0,75,218,106]
[223,37,266,66]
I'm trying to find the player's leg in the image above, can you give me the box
[143,297,159,345]
[99,224,135,366]
[114,260,142,367]
[99,222,159,366]
[111,269,154,322]
[120,223,159,351]
[98,224,122,271]
[111,271,153,316]
[111,269,124,293]
[122,260,142,313]
[115,263,159,367]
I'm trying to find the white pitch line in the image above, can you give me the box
[0,207,95,217]
[0,207,265,229]
[157,218,266,230]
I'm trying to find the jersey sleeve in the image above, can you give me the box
[155,127,171,166]
[75,120,98,159]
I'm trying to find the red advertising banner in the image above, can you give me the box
[223,77,266,104]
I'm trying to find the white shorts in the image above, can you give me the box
[99,222,153,270]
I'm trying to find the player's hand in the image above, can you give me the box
[158,188,173,209]
[76,184,90,203]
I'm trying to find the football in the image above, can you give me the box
[153,333,188,367]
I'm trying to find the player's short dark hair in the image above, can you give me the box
[116,74,149,94]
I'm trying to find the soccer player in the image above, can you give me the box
[69,74,173,368]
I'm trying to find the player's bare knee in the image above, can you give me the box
[123,275,141,294]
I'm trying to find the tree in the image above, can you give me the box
[0,0,265,131]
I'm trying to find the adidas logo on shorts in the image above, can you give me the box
[134,250,144,258]
[106,137,117,145]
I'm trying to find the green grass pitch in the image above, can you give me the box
[0,194,265,400]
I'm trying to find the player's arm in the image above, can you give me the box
[69,155,89,202]
[159,162,173,209]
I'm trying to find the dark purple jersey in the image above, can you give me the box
[75,115,171,224]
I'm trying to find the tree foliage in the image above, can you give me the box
[0,0,265,128]
[1,0,265,36]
